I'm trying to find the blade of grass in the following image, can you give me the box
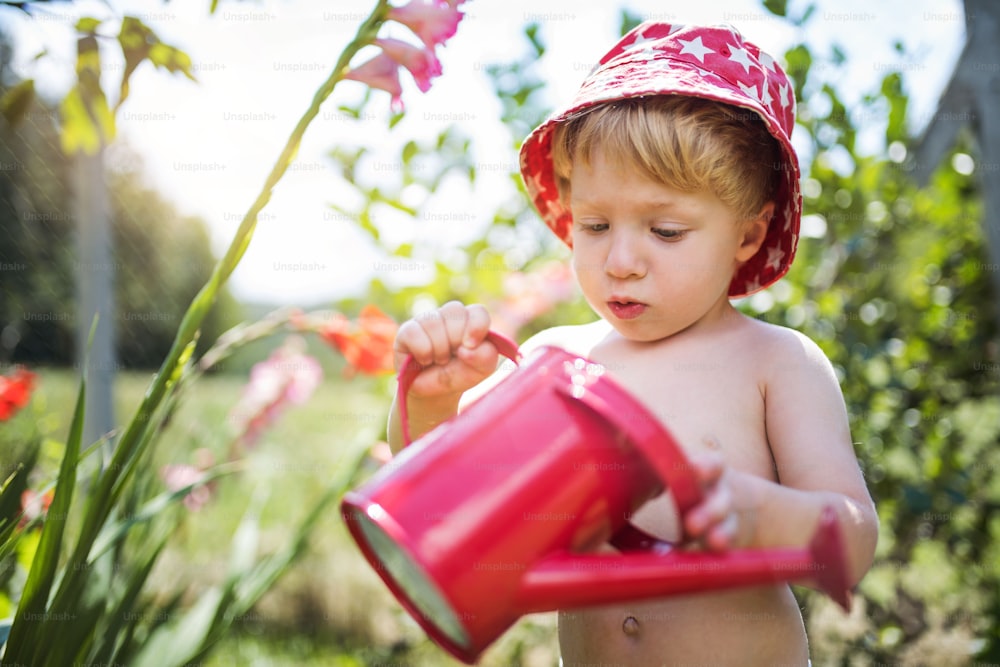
[80,533,169,666]
[2,374,85,665]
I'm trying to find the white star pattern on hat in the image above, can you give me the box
[738,80,761,103]
[778,83,791,111]
[622,25,661,61]
[728,45,755,74]
[765,246,785,272]
[760,84,773,107]
[678,36,714,63]
[742,277,763,295]
[759,51,777,72]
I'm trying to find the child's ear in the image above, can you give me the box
[735,202,775,262]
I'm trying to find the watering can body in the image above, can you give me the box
[341,335,850,664]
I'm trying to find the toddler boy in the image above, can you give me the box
[389,22,877,666]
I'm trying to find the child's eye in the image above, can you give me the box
[653,228,685,240]
[579,222,609,233]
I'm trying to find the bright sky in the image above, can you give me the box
[1,0,965,305]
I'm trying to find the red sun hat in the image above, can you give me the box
[519,22,801,299]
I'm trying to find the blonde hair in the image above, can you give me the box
[550,95,782,222]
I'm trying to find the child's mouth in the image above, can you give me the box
[608,301,646,320]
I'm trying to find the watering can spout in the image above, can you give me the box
[517,505,852,614]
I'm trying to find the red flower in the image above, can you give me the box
[344,52,405,112]
[319,304,398,376]
[374,38,442,92]
[0,367,36,421]
[388,0,465,51]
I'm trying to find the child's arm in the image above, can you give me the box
[387,301,499,453]
[684,329,878,589]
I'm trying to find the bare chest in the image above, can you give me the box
[589,343,776,478]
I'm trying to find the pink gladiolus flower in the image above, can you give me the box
[160,448,216,512]
[388,0,465,50]
[374,38,441,92]
[161,464,211,512]
[229,336,323,451]
[344,52,405,112]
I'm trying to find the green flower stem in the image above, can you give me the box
[58,0,391,597]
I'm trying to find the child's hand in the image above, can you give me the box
[682,451,743,552]
[393,301,499,400]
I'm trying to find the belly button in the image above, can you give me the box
[622,615,641,637]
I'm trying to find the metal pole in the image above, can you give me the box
[73,147,117,459]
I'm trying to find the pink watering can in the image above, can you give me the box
[341,332,850,664]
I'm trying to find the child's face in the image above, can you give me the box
[568,149,766,341]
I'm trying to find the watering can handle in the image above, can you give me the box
[397,330,521,447]
[551,382,704,519]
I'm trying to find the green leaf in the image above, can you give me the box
[401,139,418,165]
[524,23,544,57]
[762,0,788,17]
[356,205,381,242]
[88,535,169,666]
[831,43,847,66]
[15,529,40,573]
[798,3,816,25]
[75,16,102,34]
[337,104,361,119]
[880,72,908,143]
[227,489,266,581]
[619,8,643,37]
[59,86,101,155]
[0,441,38,531]
[131,587,224,667]
[0,78,36,127]
[90,464,236,562]
[116,17,155,111]
[783,43,812,99]
[147,42,196,81]
[3,375,85,664]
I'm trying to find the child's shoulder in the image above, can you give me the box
[736,314,838,382]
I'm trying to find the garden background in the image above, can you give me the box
[1,0,998,665]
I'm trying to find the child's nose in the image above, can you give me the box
[604,232,647,279]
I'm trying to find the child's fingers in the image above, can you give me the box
[704,512,738,552]
[392,302,497,398]
[393,318,435,369]
[409,345,498,396]
[455,337,500,376]
[689,449,725,487]
[438,301,472,355]
[414,308,458,367]
[683,481,732,538]
[462,303,492,348]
